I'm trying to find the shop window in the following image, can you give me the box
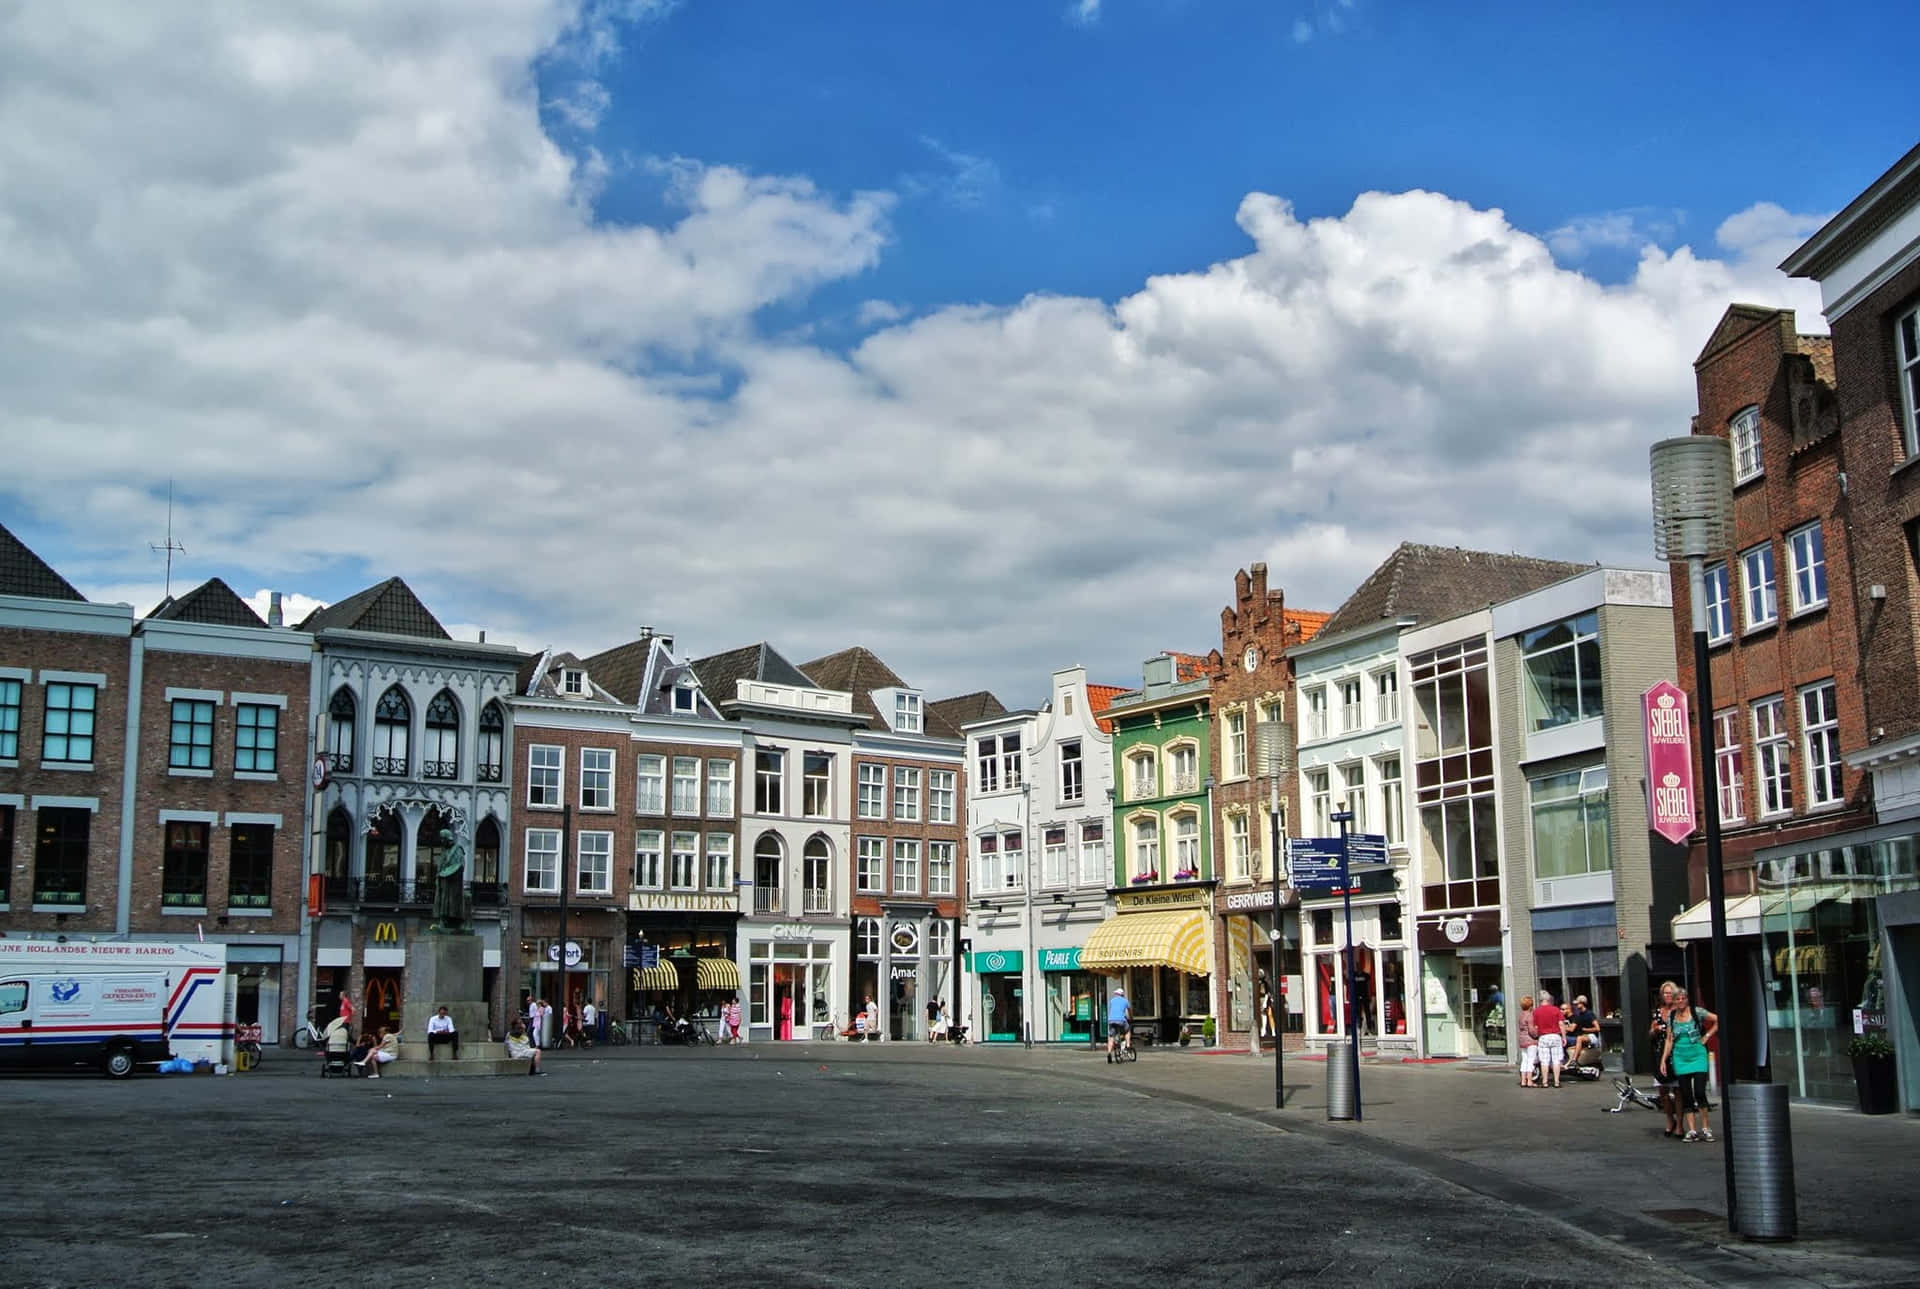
[1311,908,1334,946]
[1378,950,1408,1036]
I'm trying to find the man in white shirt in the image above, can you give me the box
[581,1000,598,1047]
[426,1004,459,1060]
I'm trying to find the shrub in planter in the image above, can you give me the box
[1848,1033,1898,1116]
[1201,1017,1217,1046]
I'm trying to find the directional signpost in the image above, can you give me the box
[1287,821,1386,1121]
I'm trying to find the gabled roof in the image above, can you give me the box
[1283,609,1332,645]
[0,520,85,602]
[296,576,450,640]
[1315,543,1593,640]
[800,647,911,731]
[148,577,266,628]
[1694,303,1794,369]
[1086,683,1128,734]
[687,642,816,703]
[928,691,1007,739]
[581,638,653,705]
[517,649,623,704]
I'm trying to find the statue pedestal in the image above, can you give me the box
[385,934,521,1077]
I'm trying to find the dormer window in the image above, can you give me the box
[672,685,697,713]
[895,692,923,733]
[562,669,585,696]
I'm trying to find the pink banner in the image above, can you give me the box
[1643,680,1695,844]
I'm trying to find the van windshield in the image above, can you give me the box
[0,981,27,1015]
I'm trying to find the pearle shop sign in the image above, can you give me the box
[1643,680,1695,845]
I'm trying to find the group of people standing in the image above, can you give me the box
[1514,990,1601,1088]
[519,993,600,1050]
[1514,982,1720,1143]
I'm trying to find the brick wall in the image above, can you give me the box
[849,751,965,923]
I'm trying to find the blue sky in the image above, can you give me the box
[1,1,1914,704]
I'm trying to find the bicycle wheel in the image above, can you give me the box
[1121,1043,1137,1063]
[291,1028,311,1050]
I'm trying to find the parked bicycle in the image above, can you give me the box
[1603,1074,1661,1114]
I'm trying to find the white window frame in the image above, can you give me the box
[1000,832,1025,890]
[1078,823,1106,887]
[669,832,699,891]
[892,766,921,822]
[1304,686,1328,741]
[802,752,831,818]
[928,769,956,824]
[891,838,921,894]
[1225,710,1248,780]
[634,830,663,890]
[1373,669,1399,724]
[1127,749,1157,801]
[755,748,784,815]
[671,685,697,713]
[1166,741,1199,796]
[857,763,886,820]
[1339,678,1364,733]
[1376,755,1404,847]
[562,668,585,695]
[1059,739,1084,805]
[1753,696,1792,819]
[857,837,884,893]
[895,692,923,733]
[704,833,734,891]
[1731,405,1763,484]
[1741,543,1778,631]
[1899,305,1920,460]
[1713,709,1746,825]
[1800,681,1842,809]
[1339,761,1366,831]
[1787,523,1827,615]
[635,754,665,815]
[1131,817,1159,879]
[706,759,735,817]
[671,756,701,815]
[1306,768,1331,837]
[575,830,612,895]
[527,745,563,808]
[928,841,955,895]
[1228,812,1251,881]
[1171,812,1200,877]
[1043,827,1070,887]
[1703,562,1733,645]
[580,747,614,811]
[524,828,560,894]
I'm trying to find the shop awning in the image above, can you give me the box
[1079,910,1209,976]
[696,957,741,992]
[634,961,679,992]
[1671,895,1763,942]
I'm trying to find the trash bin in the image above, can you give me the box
[1326,1040,1355,1121]
[1729,1082,1796,1241]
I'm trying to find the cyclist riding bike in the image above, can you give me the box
[1106,986,1132,1064]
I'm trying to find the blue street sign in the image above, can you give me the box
[1348,834,1390,868]
[641,945,661,970]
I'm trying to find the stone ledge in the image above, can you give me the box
[376,1056,530,1078]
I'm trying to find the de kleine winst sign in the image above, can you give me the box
[1643,680,1696,845]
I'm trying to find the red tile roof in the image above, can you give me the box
[1283,609,1332,645]
[1167,652,1212,683]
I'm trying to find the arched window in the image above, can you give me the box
[473,817,501,888]
[415,808,452,892]
[364,812,403,899]
[477,702,505,782]
[423,690,459,780]
[324,806,353,880]
[753,834,784,915]
[804,836,832,913]
[327,689,356,772]
[373,686,410,776]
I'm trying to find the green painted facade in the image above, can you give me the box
[1106,656,1213,888]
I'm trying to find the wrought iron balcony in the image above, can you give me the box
[325,878,503,910]
[477,763,503,784]
[371,756,407,777]
[753,887,782,915]
[423,760,458,780]
[470,882,505,908]
[327,752,354,774]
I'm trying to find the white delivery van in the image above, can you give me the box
[0,940,229,1077]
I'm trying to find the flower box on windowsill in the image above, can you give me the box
[1172,870,1200,882]
[1129,871,1159,885]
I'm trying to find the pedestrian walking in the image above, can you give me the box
[932,999,950,1043]
[926,996,940,1042]
[1660,986,1718,1142]
[1533,990,1566,1088]
[1516,995,1539,1087]
[1650,980,1682,1138]
[721,995,742,1043]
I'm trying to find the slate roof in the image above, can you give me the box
[518,649,623,704]
[148,577,266,628]
[687,643,817,704]
[296,576,450,639]
[1316,543,1593,640]
[580,638,652,705]
[0,520,85,602]
[800,647,910,731]
[927,691,1007,738]
[1086,683,1128,734]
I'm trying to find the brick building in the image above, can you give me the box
[130,579,313,1042]
[1205,563,1327,1050]
[1774,142,1920,1108]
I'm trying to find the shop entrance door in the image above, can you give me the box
[363,969,402,1035]
[1421,954,1460,1055]
[1461,955,1505,1057]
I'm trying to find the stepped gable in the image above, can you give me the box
[687,642,816,702]
[800,647,909,730]
[148,577,266,628]
[0,520,85,601]
[927,691,1006,739]
[295,576,450,639]
[1317,543,1593,639]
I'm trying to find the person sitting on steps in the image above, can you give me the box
[505,1019,545,1075]
[426,1005,459,1061]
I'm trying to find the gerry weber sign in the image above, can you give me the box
[1643,680,1695,845]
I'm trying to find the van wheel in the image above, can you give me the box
[104,1044,137,1079]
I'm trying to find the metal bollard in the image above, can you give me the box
[1729,1082,1797,1241]
[1326,1040,1355,1121]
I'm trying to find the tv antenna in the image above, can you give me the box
[150,481,186,598]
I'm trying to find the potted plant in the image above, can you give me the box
[1178,1023,1193,1047]
[1201,1016,1216,1047]
[1849,1033,1899,1115]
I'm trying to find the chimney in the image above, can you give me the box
[267,591,283,627]
[639,625,653,641]
[478,630,487,644]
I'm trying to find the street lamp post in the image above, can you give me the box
[1258,722,1294,1109]
[1649,434,1741,1231]
[1330,806,1361,1122]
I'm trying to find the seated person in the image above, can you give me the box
[357,1027,399,1078]
[349,1031,376,1067]
[1566,996,1602,1059]
[426,1005,460,1061]
[505,1020,544,1075]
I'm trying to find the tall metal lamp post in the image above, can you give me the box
[1649,434,1740,1229]
[1258,721,1294,1109]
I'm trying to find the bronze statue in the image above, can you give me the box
[431,828,470,933]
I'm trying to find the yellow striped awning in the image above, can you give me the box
[1079,910,1209,976]
[633,961,679,992]
[696,957,742,992]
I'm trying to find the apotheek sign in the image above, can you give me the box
[628,891,737,913]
